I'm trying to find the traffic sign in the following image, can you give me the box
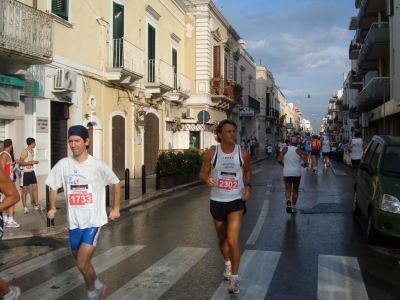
[197,110,210,123]
[351,126,355,133]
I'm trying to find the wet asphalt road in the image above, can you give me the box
[2,158,400,299]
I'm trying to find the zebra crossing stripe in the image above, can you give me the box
[0,247,71,282]
[318,255,368,300]
[108,247,209,300]
[211,250,281,300]
[21,245,145,300]
[246,200,269,245]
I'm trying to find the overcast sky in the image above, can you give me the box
[213,0,358,131]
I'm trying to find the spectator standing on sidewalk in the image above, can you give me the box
[267,144,273,159]
[19,138,43,213]
[253,138,260,159]
[0,168,21,299]
[0,139,20,228]
[347,130,367,181]
[277,137,308,213]
[199,119,252,294]
[46,125,121,300]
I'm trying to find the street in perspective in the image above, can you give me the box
[1,155,400,300]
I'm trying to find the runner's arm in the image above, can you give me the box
[0,168,19,212]
[199,148,216,187]
[0,153,7,170]
[109,182,121,220]
[241,149,252,201]
[47,188,58,219]
[277,147,288,166]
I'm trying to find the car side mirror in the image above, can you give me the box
[359,162,373,176]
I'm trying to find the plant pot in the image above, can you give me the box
[159,176,174,189]
[174,173,187,185]
[186,172,196,183]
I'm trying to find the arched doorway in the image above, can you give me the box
[112,115,125,179]
[144,113,159,175]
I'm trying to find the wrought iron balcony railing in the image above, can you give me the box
[0,0,53,60]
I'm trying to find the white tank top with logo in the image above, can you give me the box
[283,146,302,177]
[22,148,35,173]
[351,138,364,160]
[322,140,331,153]
[210,144,245,202]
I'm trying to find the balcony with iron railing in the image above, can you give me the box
[358,22,389,68]
[144,59,175,99]
[106,38,144,86]
[241,95,260,112]
[349,39,362,60]
[210,78,242,105]
[357,0,377,29]
[169,73,191,103]
[266,108,280,120]
[358,77,390,112]
[0,0,53,69]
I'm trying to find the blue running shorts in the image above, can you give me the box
[69,227,102,251]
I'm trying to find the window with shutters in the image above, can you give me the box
[213,46,221,78]
[172,48,177,89]
[52,0,69,20]
[148,24,156,82]
[113,3,124,67]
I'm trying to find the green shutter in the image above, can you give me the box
[172,48,177,89]
[148,25,156,60]
[148,25,156,82]
[52,0,68,18]
[113,2,124,39]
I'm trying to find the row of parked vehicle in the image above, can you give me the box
[329,141,348,161]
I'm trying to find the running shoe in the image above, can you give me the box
[291,207,298,213]
[34,205,44,211]
[223,265,232,280]
[228,278,240,294]
[95,284,108,300]
[4,286,21,300]
[286,200,292,213]
[6,221,21,228]
[23,207,28,214]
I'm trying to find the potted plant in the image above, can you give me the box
[184,149,199,182]
[173,151,187,185]
[157,152,175,188]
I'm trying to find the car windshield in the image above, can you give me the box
[339,143,348,150]
[382,146,400,175]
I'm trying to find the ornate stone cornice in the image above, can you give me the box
[146,5,161,20]
[171,33,181,43]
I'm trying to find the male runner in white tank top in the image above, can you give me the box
[347,130,367,181]
[200,119,252,294]
[278,137,308,213]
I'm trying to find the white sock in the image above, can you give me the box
[94,279,103,289]
[3,215,8,222]
[87,290,96,298]
[225,260,231,266]
[8,216,13,223]
[230,274,239,281]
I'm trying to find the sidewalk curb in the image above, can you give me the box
[3,156,268,240]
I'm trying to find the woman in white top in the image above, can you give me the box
[321,136,332,169]
[347,130,367,181]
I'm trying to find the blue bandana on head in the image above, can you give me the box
[68,125,89,140]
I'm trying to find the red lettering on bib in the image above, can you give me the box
[217,178,239,191]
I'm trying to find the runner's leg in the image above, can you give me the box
[73,244,97,292]
[225,210,244,275]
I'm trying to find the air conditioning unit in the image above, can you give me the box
[54,69,77,92]
[186,108,194,119]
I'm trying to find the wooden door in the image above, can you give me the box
[112,115,125,179]
[144,113,159,175]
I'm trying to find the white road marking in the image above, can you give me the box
[211,250,281,300]
[108,247,209,300]
[246,200,270,245]
[318,255,368,300]
[0,248,71,282]
[22,246,145,300]
[252,169,262,174]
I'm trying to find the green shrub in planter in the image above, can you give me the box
[156,152,175,177]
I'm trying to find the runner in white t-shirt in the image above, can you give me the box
[46,125,121,300]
